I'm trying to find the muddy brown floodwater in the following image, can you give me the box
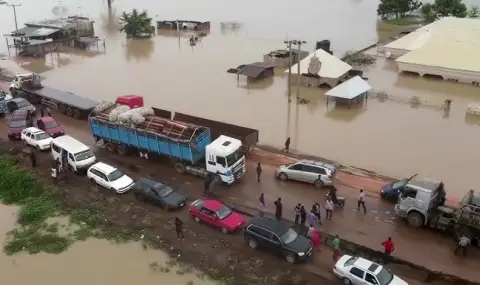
[0,204,217,285]
[2,0,480,198]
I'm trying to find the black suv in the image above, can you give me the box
[243,216,313,264]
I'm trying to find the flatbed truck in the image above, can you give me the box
[395,177,480,246]
[9,73,98,119]
[88,109,246,185]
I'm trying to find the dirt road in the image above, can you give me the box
[0,101,479,283]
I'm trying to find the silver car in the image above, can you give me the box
[276,159,336,188]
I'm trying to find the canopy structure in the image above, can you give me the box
[325,76,372,108]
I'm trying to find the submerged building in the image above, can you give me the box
[383,17,480,85]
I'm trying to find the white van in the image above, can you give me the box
[51,135,96,173]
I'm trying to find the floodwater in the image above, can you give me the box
[0,204,216,285]
[1,0,480,197]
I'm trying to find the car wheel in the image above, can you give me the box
[342,278,352,285]
[194,216,201,223]
[248,238,258,249]
[90,178,98,185]
[221,227,229,234]
[285,253,296,264]
[314,179,324,188]
[278,172,288,181]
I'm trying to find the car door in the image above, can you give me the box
[288,164,306,182]
[29,133,36,146]
[68,153,76,170]
[147,189,163,206]
[348,267,366,285]
[199,207,216,225]
[269,233,284,255]
[248,225,274,249]
[365,273,379,285]
[304,165,324,183]
[22,130,30,143]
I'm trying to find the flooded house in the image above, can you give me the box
[263,49,309,68]
[382,17,480,85]
[157,20,210,31]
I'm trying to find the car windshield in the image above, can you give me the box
[216,205,232,219]
[376,267,394,285]
[45,121,59,129]
[153,183,174,197]
[280,228,298,244]
[107,169,125,181]
[16,100,29,108]
[225,148,244,167]
[74,150,94,161]
[391,179,408,189]
[35,133,50,140]
[10,120,26,128]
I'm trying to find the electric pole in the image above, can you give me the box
[292,40,306,99]
[284,40,293,99]
[6,3,21,33]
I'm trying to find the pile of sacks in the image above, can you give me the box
[117,107,154,125]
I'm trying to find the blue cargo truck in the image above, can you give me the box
[88,113,246,184]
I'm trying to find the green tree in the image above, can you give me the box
[432,0,467,17]
[420,3,438,23]
[468,6,479,18]
[119,9,155,38]
[377,0,422,19]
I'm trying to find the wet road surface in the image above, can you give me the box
[0,108,478,282]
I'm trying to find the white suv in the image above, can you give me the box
[87,162,134,193]
[21,127,53,150]
[275,159,336,188]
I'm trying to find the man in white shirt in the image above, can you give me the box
[357,189,367,214]
[325,196,334,220]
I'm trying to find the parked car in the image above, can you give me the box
[188,199,245,234]
[380,174,418,202]
[7,109,32,140]
[333,255,407,285]
[87,162,134,193]
[243,216,313,264]
[6,97,36,114]
[36,116,64,138]
[21,127,53,150]
[133,178,186,210]
[276,159,336,188]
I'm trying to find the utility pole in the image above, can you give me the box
[7,3,21,34]
[107,0,112,8]
[284,40,293,100]
[292,40,306,99]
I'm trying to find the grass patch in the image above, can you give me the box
[384,17,422,26]
[4,226,71,255]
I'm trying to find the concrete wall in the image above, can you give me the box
[397,62,480,85]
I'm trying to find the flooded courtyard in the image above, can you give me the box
[1,0,480,197]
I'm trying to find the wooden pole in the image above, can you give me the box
[107,0,112,8]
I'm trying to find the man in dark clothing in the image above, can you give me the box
[300,206,307,225]
[175,217,184,240]
[381,237,395,264]
[294,203,301,224]
[274,198,283,220]
[282,137,291,153]
[40,106,45,117]
[29,150,37,168]
[256,162,262,183]
[204,174,213,194]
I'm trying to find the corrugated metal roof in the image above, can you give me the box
[238,62,275,78]
[12,26,60,37]
[286,49,352,79]
[325,76,371,99]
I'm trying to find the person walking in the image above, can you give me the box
[325,196,334,220]
[300,205,307,226]
[294,203,301,224]
[307,224,315,238]
[307,210,317,229]
[312,203,322,225]
[40,106,45,117]
[311,230,321,252]
[256,162,262,183]
[29,150,37,168]
[357,189,367,214]
[259,193,265,216]
[274,198,283,220]
[381,237,395,263]
[455,234,470,257]
[175,217,185,240]
[51,166,58,184]
[282,137,291,153]
[332,235,341,261]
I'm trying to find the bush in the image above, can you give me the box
[19,195,59,225]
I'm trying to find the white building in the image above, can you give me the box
[285,49,352,88]
[383,17,480,85]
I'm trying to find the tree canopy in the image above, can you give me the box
[419,0,477,23]
[377,0,422,19]
[119,9,155,38]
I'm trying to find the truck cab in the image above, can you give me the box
[10,73,42,95]
[394,177,446,227]
[205,135,246,184]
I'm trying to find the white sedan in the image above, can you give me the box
[87,162,134,194]
[21,127,53,150]
[333,255,408,285]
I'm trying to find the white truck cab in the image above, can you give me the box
[395,177,445,227]
[10,73,41,93]
[205,135,246,184]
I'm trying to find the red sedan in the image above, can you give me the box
[189,199,245,234]
[36,116,64,138]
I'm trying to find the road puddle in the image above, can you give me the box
[0,204,216,285]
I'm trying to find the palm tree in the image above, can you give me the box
[119,9,155,38]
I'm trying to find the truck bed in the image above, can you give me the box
[173,112,259,150]
[457,190,480,229]
[21,86,99,111]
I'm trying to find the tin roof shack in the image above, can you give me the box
[237,62,275,82]
[23,16,95,37]
[157,20,210,31]
[263,49,309,68]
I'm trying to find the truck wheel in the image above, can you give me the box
[117,145,128,156]
[58,104,66,114]
[105,143,116,152]
[66,107,73,117]
[175,162,186,174]
[407,211,424,228]
[73,109,81,119]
